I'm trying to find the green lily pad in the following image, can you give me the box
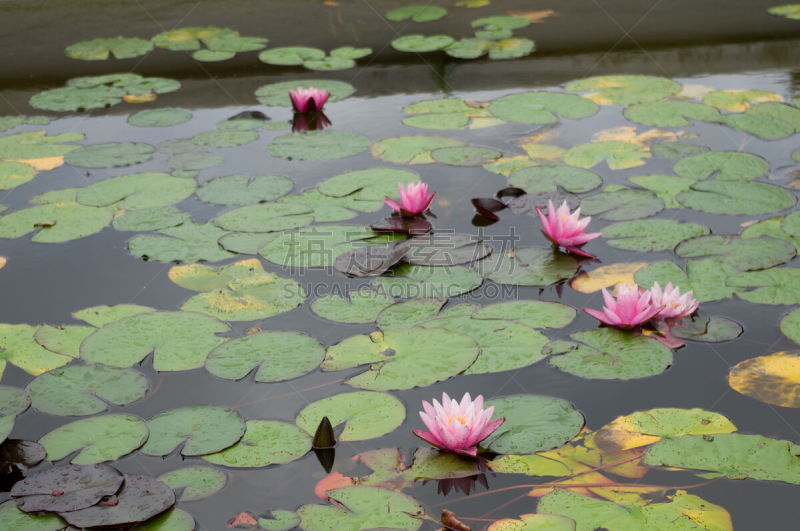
[330,46,372,59]
[303,56,356,71]
[635,259,739,303]
[259,225,390,268]
[563,141,652,170]
[728,267,800,304]
[77,172,195,209]
[214,203,314,233]
[65,142,155,168]
[386,5,447,22]
[476,247,578,286]
[431,146,501,166]
[702,89,783,111]
[579,187,664,220]
[159,466,227,502]
[403,112,470,130]
[489,92,598,124]
[319,168,418,201]
[371,135,463,164]
[0,386,30,439]
[167,151,224,172]
[508,165,602,194]
[65,37,153,60]
[203,420,311,468]
[39,414,148,464]
[0,115,50,133]
[296,391,405,441]
[151,26,236,51]
[549,328,673,380]
[538,489,731,530]
[312,290,395,323]
[323,327,479,390]
[488,514,575,531]
[650,141,709,159]
[627,174,698,208]
[603,219,710,252]
[677,180,796,215]
[471,15,530,39]
[128,108,192,127]
[112,206,191,231]
[30,86,125,112]
[33,325,94,356]
[269,131,370,160]
[0,203,113,243]
[670,316,743,343]
[27,364,148,416]
[488,38,536,60]
[218,232,276,255]
[255,80,355,106]
[192,49,235,61]
[566,75,681,104]
[673,151,769,181]
[297,486,425,530]
[259,511,301,531]
[258,46,325,65]
[473,300,576,329]
[0,131,83,159]
[720,110,796,140]
[645,433,800,484]
[80,311,229,371]
[0,324,75,378]
[624,100,720,126]
[675,234,795,271]
[205,33,267,53]
[72,304,155,327]
[0,161,36,190]
[444,37,490,59]
[372,264,482,299]
[141,406,246,456]
[192,129,259,148]
[484,395,584,454]
[391,34,455,52]
[206,331,323,382]
[780,308,800,345]
[375,298,447,329]
[128,222,236,263]
[197,174,293,205]
[279,188,383,220]
[136,508,195,531]
[769,3,800,18]
[0,500,65,530]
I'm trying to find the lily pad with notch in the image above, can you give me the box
[563,141,651,170]
[127,222,236,263]
[431,146,501,166]
[297,486,425,530]
[77,172,195,209]
[489,92,598,124]
[670,316,742,343]
[141,406,246,457]
[0,202,113,243]
[269,131,370,161]
[198,174,293,206]
[675,234,795,271]
[158,466,227,502]
[113,206,190,232]
[399,233,491,266]
[334,243,410,277]
[312,291,395,323]
[673,151,769,181]
[39,414,149,464]
[296,391,405,441]
[11,463,123,513]
[320,168,419,201]
[677,180,796,215]
[603,219,710,252]
[476,247,578,286]
[65,142,155,168]
[566,75,681,105]
[624,100,721,127]
[391,34,455,52]
[203,420,311,468]
[371,135,463,164]
[508,165,602,194]
[372,264,482,298]
[579,186,664,220]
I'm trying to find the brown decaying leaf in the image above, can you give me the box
[571,262,648,294]
[507,9,559,23]
[441,509,471,531]
[0,256,6,270]
[123,93,158,103]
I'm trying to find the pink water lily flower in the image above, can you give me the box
[649,281,699,320]
[289,86,330,113]
[413,392,504,457]
[536,200,602,257]
[584,283,661,329]
[384,182,436,217]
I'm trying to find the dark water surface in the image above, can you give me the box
[2,1,800,530]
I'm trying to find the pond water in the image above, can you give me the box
[2,1,800,530]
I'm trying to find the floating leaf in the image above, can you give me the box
[65,37,153,60]
[0,325,75,378]
[203,420,311,468]
[673,151,768,181]
[624,100,720,126]
[0,386,30,440]
[651,141,709,159]
[431,146,501,166]
[0,202,113,243]
[563,141,651,170]
[141,406,246,456]
[0,499,65,530]
[473,300,576,329]
[372,264,482,298]
[0,161,36,190]
[58,474,174,529]
[34,325,94,356]
[627,174,698,208]
[603,219,709,252]
[670,315,742,343]
[128,108,192,127]
[113,206,190,231]
[549,328,673,380]
[579,187,664,220]
[312,290,395,323]
[297,391,405,441]
[476,247,578,286]
[386,5,447,22]
[320,168,417,201]
[77,172,195,209]
[39,414,148,464]
[485,395,584,454]
[375,298,446,329]
[538,489,731,530]
[570,262,648,294]
[27,364,148,416]
[81,311,229,371]
[635,259,738,303]
[197,174,292,206]
[488,38,536,59]
[166,151,224,172]
[137,508,195,531]
[488,513,575,531]
[323,327,479,390]
[330,46,372,59]
[65,142,155,168]
[297,486,425,530]
[11,463,123,513]
[702,89,783,111]
[489,92,598,124]
[508,165,602,194]
[192,129,258,148]
[675,234,795,271]
[371,135,463,164]
[645,433,800,485]
[255,80,355,106]
[677,180,796,215]
[206,331,323,382]
[0,115,50,133]
[728,351,800,407]
[391,34,455,52]
[260,225,390,268]
[399,233,490,266]
[268,131,370,160]
[151,26,235,50]
[566,75,681,104]
[303,56,357,71]
[258,46,325,65]
[471,15,531,39]
[719,109,796,139]
[30,86,125,112]
[769,3,800,18]
[72,304,155,328]
[729,267,800,304]
[259,511,301,531]
[159,466,227,501]
[128,222,236,263]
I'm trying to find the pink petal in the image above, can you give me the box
[585,307,619,326]
[384,197,402,213]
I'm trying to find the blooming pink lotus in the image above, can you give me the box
[584,283,661,329]
[289,87,330,113]
[648,281,699,320]
[384,182,436,217]
[536,200,602,257]
[413,392,504,457]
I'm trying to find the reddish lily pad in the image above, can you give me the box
[11,463,123,513]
